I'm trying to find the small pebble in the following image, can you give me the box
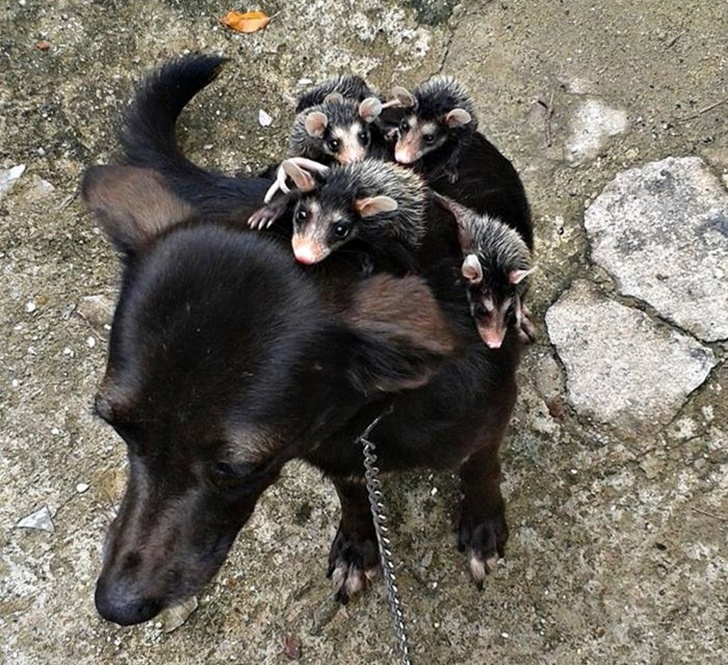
[430,487,438,496]
[258,109,273,127]
[76,483,90,493]
[501,632,509,639]
[25,301,37,313]
[86,336,96,348]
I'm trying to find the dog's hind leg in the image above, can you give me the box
[327,475,379,604]
[457,437,509,589]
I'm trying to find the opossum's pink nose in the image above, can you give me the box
[478,324,506,349]
[394,148,416,164]
[292,236,328,265]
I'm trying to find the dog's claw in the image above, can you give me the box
[459,511,507,588]
[327,526,379,604]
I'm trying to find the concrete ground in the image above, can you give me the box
[1,0,726,663]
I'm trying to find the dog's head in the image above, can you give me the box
[83,166,457,625]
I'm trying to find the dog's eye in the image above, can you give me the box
[212,461,254,483]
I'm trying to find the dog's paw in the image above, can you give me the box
[458,511,508,589]
[327,527,379,604]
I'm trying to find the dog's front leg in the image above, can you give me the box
[327,475,379,604]
[457,443,509,589]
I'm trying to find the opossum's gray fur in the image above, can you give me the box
[315,159,428,247]
[295,74,376,112]
[288,99,363,159]
[413,76,478,129]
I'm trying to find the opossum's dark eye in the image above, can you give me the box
[423,133,436,145]
[399,119,410,132]
[358,130,369,144]
[333,223,350,239]
[473,304,488,319]
[295,207,308,223]
[327,138,341,152]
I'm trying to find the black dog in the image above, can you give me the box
[82,56,523,626]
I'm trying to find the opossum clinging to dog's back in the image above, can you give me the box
[289,95,386,165]
[391,76,476,181]
[280,158,428,270]
[289,74,396,165]
[434,193,536,348]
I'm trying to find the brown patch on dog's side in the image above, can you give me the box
[82,165,193,252]
[346,274,457,357]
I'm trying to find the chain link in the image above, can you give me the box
[358,410,411,665]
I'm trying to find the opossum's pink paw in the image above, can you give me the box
[458,513,508,590]
[247,206,280,230]
[327,528,379,604]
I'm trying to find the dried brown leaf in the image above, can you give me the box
[220,10,271,33]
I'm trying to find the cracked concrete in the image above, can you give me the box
[1,1,726,664]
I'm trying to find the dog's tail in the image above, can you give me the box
[119,55,271,218]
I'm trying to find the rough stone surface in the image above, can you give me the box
[565,99,628,166]
[545,280,716,433]
[585,156,728,342]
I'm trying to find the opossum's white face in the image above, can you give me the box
[394,117,446,164]
[394,107,472,164]
[291,199,356,265]
[462,256,532,349]
[305,112,371,164]
[325,122,370,164]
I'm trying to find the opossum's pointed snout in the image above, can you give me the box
[292,235,329,265]
[478,323,506,349]
[394,147,417,165]
[338,145,367,164]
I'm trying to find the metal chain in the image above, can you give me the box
[357,410,411,665]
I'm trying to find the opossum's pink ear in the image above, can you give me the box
[508,267,536,285]
[304,111,329,138]
[444,108,472,127]
[359,97,382,122]
[323,92,345,104]
[281,160,319,193]
[388,86,416,109]
[344,274,457,393]
[353,195,398,217]
[462,254,483,284]
[81,165,193,256]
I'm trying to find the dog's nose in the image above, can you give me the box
[95,578,163,626]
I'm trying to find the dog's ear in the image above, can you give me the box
[81,165,193,256]
[343,275,458,393]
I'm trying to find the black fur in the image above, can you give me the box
[119,55,271,220]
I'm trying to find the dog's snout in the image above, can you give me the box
[95,577,163,626]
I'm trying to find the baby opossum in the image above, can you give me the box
[390,76,475,180]
[388,76,534,251]
[434,193,536,348]
[289,95,386,165]
[258,76,399,226]
[264,159,429,272]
